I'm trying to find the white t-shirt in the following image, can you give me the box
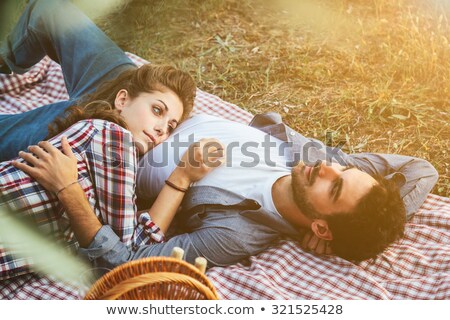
[136,115,291,216]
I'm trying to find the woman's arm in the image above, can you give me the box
[145,138,225,233]
[13,137,225,246]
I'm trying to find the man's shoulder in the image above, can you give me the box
[249,112,284,128]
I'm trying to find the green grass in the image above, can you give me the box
[0,0,28,40]
[99,0,449,197]
[3,0,449,197]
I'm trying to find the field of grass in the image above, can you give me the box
[99,0,449,196]
[2,0,449,197]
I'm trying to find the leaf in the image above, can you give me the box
[0,209,90,283]
[214,35,226,47]
[390,114,409,120]
[354,140,367,150]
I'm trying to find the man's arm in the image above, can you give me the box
[81,204,280,270]
[54,185,200,269]
[251,112,439,218]
[12,138,106,247]
[15,138,273,269]
[13,136,225,245]
[57,184,102,247]
[348,153,439,218]
[54,167,194,247]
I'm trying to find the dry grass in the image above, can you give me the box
[99,0,450,196]
[6,0,446,196]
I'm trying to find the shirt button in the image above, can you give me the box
[289,131,295,136]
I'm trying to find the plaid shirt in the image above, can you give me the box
[0,119,164,280]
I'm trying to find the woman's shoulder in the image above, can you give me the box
[50,119,135,164]
[48,120,132,150]
[69,119,127,131]
[67,119,131,136]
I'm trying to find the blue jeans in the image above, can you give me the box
[0,0,136,162]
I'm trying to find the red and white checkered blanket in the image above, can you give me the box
[1,54,449,299]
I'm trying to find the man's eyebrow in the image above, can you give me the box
[332,166,354,202]
[157,99,179,126]
[333,178,344,203]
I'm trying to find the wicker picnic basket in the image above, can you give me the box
[83,248,219,300]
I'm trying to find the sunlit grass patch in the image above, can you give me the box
[2,0,444,196]
[100,0,449,196]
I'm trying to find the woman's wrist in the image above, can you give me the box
[168,167,191,189]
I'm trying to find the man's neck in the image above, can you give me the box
[272,175,312,229]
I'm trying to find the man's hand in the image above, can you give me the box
[13,137,101,247]
[12,137,78,194]
[301,231,333,256]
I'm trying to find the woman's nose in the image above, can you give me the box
[154,127,163,136]
[153,122,166,136]
[154,119,169,136]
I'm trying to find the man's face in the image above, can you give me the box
[291,161,378,218]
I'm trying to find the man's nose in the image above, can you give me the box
[319,162,340,179]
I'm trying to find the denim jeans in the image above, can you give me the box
[0,0,136,162]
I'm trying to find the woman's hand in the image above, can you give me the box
[12,137,78,194]
[148,138,226,234]
[171,138,226,186]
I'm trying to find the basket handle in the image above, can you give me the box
[98,272,218,300]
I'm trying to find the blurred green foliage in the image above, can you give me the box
[0,0,28,43]
[0,208,90,283]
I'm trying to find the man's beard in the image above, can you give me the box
[291,166,322,219]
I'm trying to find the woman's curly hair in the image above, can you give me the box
[47,64,196,138]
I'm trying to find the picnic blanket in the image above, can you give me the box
[0,54,449,300]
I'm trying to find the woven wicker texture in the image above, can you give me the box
[83,257,219,300]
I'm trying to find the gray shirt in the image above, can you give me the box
[79,112,439,268]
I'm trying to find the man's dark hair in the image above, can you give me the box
[326,176,406,262]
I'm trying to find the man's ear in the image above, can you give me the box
[311,219,333,241]
[114,89,129,111]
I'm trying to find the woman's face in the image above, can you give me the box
[115,88,184,155]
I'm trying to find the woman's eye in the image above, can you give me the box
[152,106,162,115]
